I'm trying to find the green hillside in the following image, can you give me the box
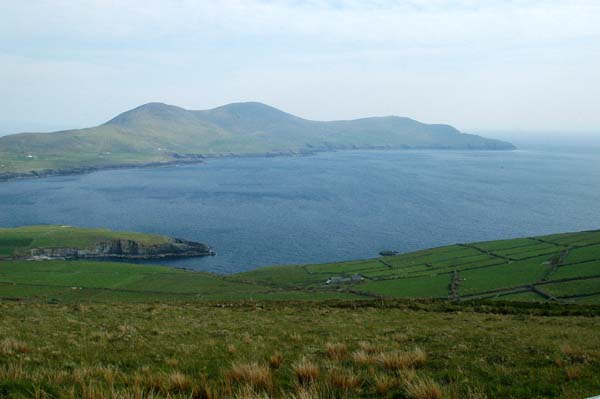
[0,226,598,304]
[232,229,600,305]
[0,102,515,179]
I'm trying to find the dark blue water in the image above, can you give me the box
[1,149,599,273]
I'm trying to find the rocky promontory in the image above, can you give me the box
[27,237,215,260]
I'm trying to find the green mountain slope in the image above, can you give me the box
[0,102,515,178]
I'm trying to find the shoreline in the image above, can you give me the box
[21,251,216,262]
[0,145,515,183]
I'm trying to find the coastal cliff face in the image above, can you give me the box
[28,238,214,259]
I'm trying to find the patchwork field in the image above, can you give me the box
[231,230,600,305]
[0,227,599,304]
[1,228,600,398]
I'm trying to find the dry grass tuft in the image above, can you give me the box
[358,341,377,354]
[269,351,284,369]
[374,373,396,396]
[352,350,376,366]
[564,365,583,381]
[404,376,443,399]
[226,362,273,392]
[325,342,348,361]
[326,367,361,391]
[167,371,192,392]
[0,338,31,355]
[289,333,302,342]
[117,324,137,335]
[292,357,319,386]
[97,366,118,386]
[378,348,427,370]
[289,386,318,399]
[560,344,589,364]
[234,384,270,399]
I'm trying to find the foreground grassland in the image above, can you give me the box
[0,301,599,399]
[0,228,599,304]
[1,229,599,398]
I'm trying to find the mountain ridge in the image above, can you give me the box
[0,101,515,180]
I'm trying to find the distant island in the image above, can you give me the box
[0,102,515,181]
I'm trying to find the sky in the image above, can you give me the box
[1,0,599,136]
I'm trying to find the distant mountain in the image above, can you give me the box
[0,102,515,180]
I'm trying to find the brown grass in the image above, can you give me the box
[326,367,361,391]
[564,365,583,381]
[559,344,589,364]
[234,384,270,399]
[358,341,377,354]
[377,348,427,370]
[226,362,273,392]
[227,344,237,354]
[292,357,319,386]
[290,386,318,399]
[351,350,376,366]
[269,351,284,369]
[404,376,443,399]
[374,374,396,396]
[0,338,31,355]
[289,333,302,342]
[167,371,192,392]
[325,342,348,361]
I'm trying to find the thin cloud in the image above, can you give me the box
[0,1,599,133]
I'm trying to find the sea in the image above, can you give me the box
[1,147,599,273]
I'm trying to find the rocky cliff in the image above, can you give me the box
[28,238,214,260]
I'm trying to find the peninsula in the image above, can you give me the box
[0,102,515,180]
[0,225,214,260]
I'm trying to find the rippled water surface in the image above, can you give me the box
[1,149,599,273]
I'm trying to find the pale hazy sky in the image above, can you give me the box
[1,1,599,135]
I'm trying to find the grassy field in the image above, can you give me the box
[229,230,600,305]
[0,301,599,399]
[1,229,600,398]
[0,227,599,304]
[0,260,358,303]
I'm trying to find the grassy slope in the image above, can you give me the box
[1,229,599,398]
[0,301,599,398]
[0,260,356,302]
[0,227,599,304]
[229,230,600,305]
[0,102,515,175]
